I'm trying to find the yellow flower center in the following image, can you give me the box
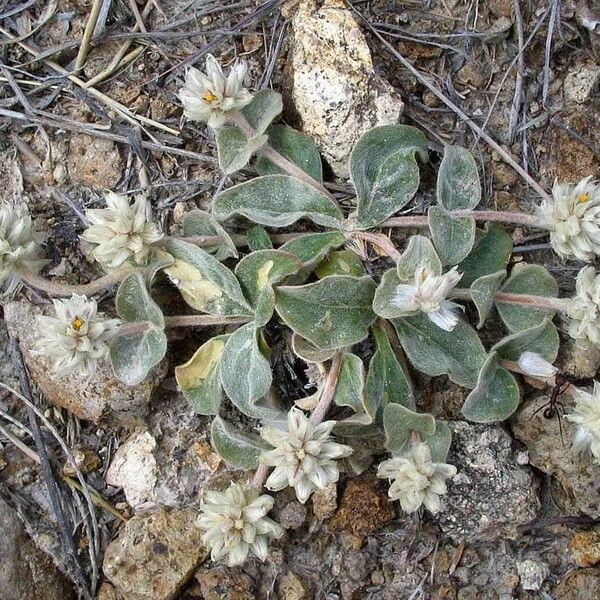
[72,317,85,332]
[203,91,218,104]
[578,192,590,203]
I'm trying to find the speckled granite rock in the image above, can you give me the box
[437,421,540,541]
[288,0,403,177]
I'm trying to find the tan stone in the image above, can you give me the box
[103,508,208,600]
[4,300,166,424]
[66,134,122,188]
[288,0,403,177]
[569,530,600,567]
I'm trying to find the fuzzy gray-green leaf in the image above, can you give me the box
[182,209,238,260]
[461,352,520,422]
[428,206,475,265]
[470,270,506,328]
[492,318,559,363]
[275,275,377,351]
[437,145,481,210]
[383,403,436,456]
[210,416,268,470]
[241,89,283,134]
[215,126,267,174]
[212,174,344,228]
[396,235,442,280]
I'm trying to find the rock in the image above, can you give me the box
[97,582,120,600]
[0,150,25,204]
[277,499,307,530]
[437,421,539,542]
[516,559,549,591]
[564,61,600,104]
[278,570,311,600]
[105,431,158,510]
[0,497,75,600]
[312,482,337,521]
[330,475,395,540]
[556,568,600,599]
[62,447,102,477]
[4,300,166,424]
[569,530,600,567]
[195,566,255,600]
[288,0,403,177]
[556,337,600,380]
[512,394,600,518]
[66,134,122,188]
[103,507,208,600]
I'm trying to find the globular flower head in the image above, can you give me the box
[0,203,44,293]
[536,177,600,262]
[377,443,457,514]
[517,352,558,378]
[260,407,353,504]
[81,192,163,270]
[566,381,600,462]
[393,266,463,331]
[198,482,283,567]
[35,294,121,377]
[566,266,600,346]
[179,54,253,129]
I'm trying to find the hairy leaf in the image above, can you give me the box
[470,270,506,328]
[241,89,283,134]
[211,416,268,470]
[383,403,436,456]
[428,206,476,265]
[396,235,442,280]
[291,333,336,363]
[246,225,273,251]
[315,250,364,279]
[182,209,238,260]
[492,318,559,363]
[215,126,267,174]
[437,145,481,210]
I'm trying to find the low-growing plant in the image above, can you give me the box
[4,55,600,567]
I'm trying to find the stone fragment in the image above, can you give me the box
[4,300,166,424]
[569,530,600,567]
[278,570,311,600]
[103,508,208,600]
[516,559,549,591]
[556,568,600,599]
[105,431,158,510]
[62,447,102,477]
[512,394,600,518]
[312,482,337,521]
[556,336,600,380]
[288,0,403,177]
[195,566,256,600]
[330,475,394,540]
[437,422,539,541]
[66,134,122,188]
[0,497,75,600]
[564,61,600,104]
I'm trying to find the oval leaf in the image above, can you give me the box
[183,209,238,260]
[383,403,436,456]
[492,318,559,363]
[175,335,228,415]
[315,250,364,279]
[350,125,428,229]
[496,263,558,332]
[392,313,486,388]
[241,89,283,135]
[210,416,268,470]
[437,145,481,210]
[461,352,520,422]
[216,126,267,174]
[275,275,377,351]
[470,270,506,329]
[397,235,442,280]
[423,421,452,463]
[428,206,476,265]
[246,225,273,251]
[256,124,323,182]
[212,174,344,228]
[291,333,336,363]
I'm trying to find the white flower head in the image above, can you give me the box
[566,266,600,346]
[377,442,457,514]
[198,482,283,567]
[259,407,353,504]
[35,294,121,377]
[0,203,44,293]
[536,177,600,262]
[179,54,253,129]
[567,381,600,462]
[393,266,463,331]
[81,192,163,270]
[518,352,558,378]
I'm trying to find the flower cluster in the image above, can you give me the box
[81,192,163,271]
[537,177,600,262]
[0,204,44,293]
[179,54,252,129]
[567,382,600,462]
[393,266,463,331]
[377,443,456,514]
[197,482,283,567]
[259,407,353,503]
[566,266,600,346]
[35,294,121,377]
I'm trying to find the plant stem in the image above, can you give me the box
[349,231,403,262]
[251,464,269,489]
[382,210,538,228]
[227,112,335,200]
[18,267,132,297]
[451,287,571,312]
[117,315,250,337]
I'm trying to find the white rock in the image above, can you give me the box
[288,0,404,177]
[517,559,549,591]
[564,61,600,104]
[106,431,158,509]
